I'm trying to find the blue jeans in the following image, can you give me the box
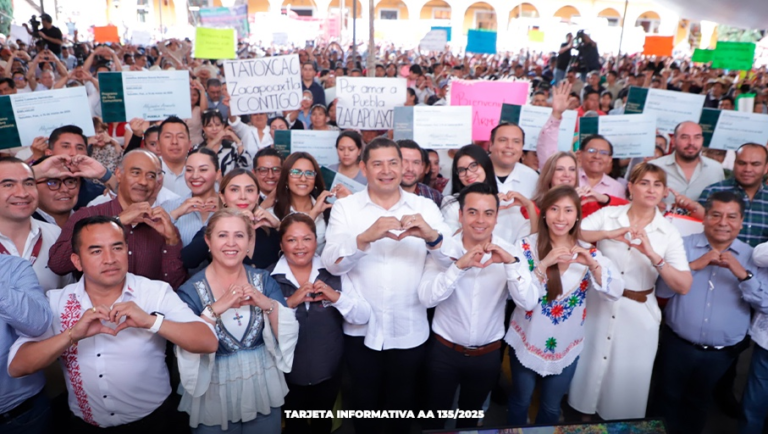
[192,407,281,434]
[507,349,578,426]
[741,345,768,434]
[554,68,566,85]
[0,392,52,434]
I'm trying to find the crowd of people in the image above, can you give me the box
[1,20,768,434]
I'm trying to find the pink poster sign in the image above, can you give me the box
[450,80,531,141]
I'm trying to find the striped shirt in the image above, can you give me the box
[414,183,443,209]
[161,195,212,247]
[698,178,768,247]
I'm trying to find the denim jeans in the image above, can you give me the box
[0,392,52,434]
[554,69,566,85]
[740,344,768,434]
[507,349,578,426]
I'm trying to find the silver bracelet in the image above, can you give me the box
[264,301,275,315]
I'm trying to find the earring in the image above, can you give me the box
[246,249,250,254]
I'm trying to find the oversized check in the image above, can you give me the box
[393,106,472,149]
[624,86,705,135]
[99,71,191,122]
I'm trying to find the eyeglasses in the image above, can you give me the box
[256,166,281,175]
[288,169,317,179]
[586,148,611,157]
[37,177,79,191]
[456,162,480,176]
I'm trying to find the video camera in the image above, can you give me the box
[28,15,41,37]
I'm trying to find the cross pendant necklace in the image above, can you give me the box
[233,310,244,326]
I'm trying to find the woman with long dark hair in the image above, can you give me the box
[505,185,623,425]
[326,130,366,185]
[196,110,252,176]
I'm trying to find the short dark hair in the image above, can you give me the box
[362,137,401,163]
[720,96,735,107]
[458,182,499,210]
[206,78,222,88]
[583,88,600,100]
[0,156,31,173]
[254,147,284,164]
[72,215,125,254]
[49,125,87,151]
[579,134,614,156]
[144,125,160,137]
[335,130,363,151]
[490,122,525,144]
[736,142,768,163]
[302,61,317,72]
[533,90,547,97]
[0,77,15,89]
[704,190,745,217]
[40,14,53,23]
[409,64,423,76]
[159,116,190,138]
[607,70,618,78]
[188,146,220,172]
[268,116,289,129]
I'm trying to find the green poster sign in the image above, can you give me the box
[712,42,756,70]
[691,49,714,63]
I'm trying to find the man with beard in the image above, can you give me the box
[397,140,442,208]
[650,121,724,204]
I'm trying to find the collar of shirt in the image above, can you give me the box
[578,168,616,189]
[359,187,417,213]
[161,158,183,178]
[692,231,746,256]
[612,204,670,235]
[72,273,137,308]
[271,255,322,288]
[0,218,42,257]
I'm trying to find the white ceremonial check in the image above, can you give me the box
[10,87,95,148]
[700,109,768,151]
[291,130,339,167]
[98,71,191,122]
[624,86,705,135]
[224,54,302,116]
[393,106,471,149]
[336,77,407,130]
[500,104,578,151]
[579,114,657,158]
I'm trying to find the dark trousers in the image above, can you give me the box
[422,337,500,430]
[0,391,52,434]
[344,335,427,434]
[652,325,741,434]
[284,373,342,434]
[69,394,177,434]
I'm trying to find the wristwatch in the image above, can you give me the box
[98,168,113,184]
[426,232,443,248]
[739,270,754,283]
[149,311,165,333]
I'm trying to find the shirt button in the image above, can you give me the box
[128,251,132,255]
[111,413,115,416]
[103,395,107,398]
[705,318,709,322]
[603,356,608,360]
[97,354,101,357]
[607,336,611,340]
[621,272,625,275]
[130,231,133,235]
[163,250,167,254]
[612,316,616,319]
[99,374,103,378]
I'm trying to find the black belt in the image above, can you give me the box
[665,325,745,352]
[1,391,41,421]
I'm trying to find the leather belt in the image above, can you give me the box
[665,325,742,352]
[434,334,501,357]
[1,391,40,420]
[622,288,653,303]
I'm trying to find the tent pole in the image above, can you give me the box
[618,0,629,57]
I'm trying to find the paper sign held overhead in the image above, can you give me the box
[699,108,768,151]
[194,27,236,59]
[449,80,530,141]
[393,106,472,149]
[528,30,545,43]
[579,114,658,158]
[223,55,302,115]
[98,71,192,123]
[691,49,714,63]
[466,30,497,55]
[712,41,756,70]
[94,25,120,44]
[500,104,578,152]
[624,86,705,135]
[431,26,452,42]
[273,130,340,167]
[642,36,674,57]
[336,77,407,130]
[420,30,448,52]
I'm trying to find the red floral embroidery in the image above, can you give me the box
[510,319,583,361]
[60,294,98,426]
[550,305,564,318]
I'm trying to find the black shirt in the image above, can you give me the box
[556,43,571,71]
[302,81,327,108]
[578,42,600,73]
[39,26,63,56]
[75,179,106,210]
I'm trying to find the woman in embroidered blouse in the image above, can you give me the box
[532,151,628,219]
[506,185,623,425]
[176,208,298,434]
[271,213,370,434]
[441,144,537,237]
[568,163,692,420]
[270,152,350,255]
[161,147,220,247]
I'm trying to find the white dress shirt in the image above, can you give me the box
[161,159,191,197]
[9,273,213,428]
[230,117,273,161]
[649,153,724,203]
[267,199,327,254]
[0,218,74,291]
[419,234,533,347]
[493,163,538,243]
[321,188,453,350]
[87,187,180,208]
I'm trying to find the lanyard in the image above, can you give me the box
[0,235,43,265]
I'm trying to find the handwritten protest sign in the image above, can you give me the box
[466,30,497,55]
[692,49,714,63]
[449,80,531,141]
[223,54,302,115]
[643,36,674,57]
[431,26,452,42]
[94,25,120,44]
[420,30,447,51]
[712,41,756,70]
[194,27,236,59]
[336,77,407,130]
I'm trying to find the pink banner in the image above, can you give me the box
[450,80,531,141]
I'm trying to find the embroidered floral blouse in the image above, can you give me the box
[504,234,624,376]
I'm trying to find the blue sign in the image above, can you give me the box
[466,29,497,55]
[431,26,452,42]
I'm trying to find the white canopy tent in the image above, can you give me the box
[654,0,768,30]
